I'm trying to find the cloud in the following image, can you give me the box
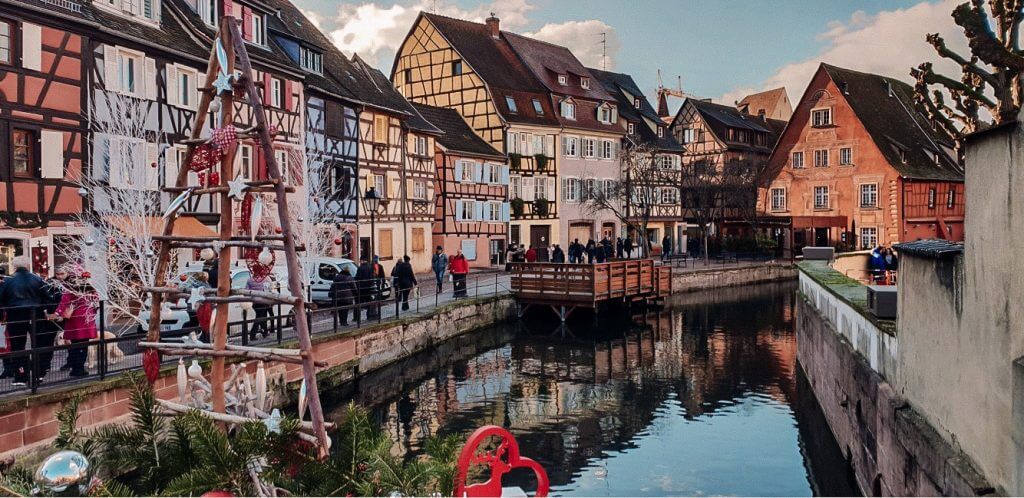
[309,0,534,69]
[719,0,964,106]
[525,20,620,70]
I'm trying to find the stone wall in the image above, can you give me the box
[797,295,992,496]
[670,262,796,293]
[0,296,515,458]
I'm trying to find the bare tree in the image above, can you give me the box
[583,141,665,257]
[56,94,168,324]
[912,1,1024,146]
[721,156,773,251]
[675,158,730,264]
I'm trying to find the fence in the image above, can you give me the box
[0,272,511,397]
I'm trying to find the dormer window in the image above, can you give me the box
[560,99,576,120]
[505,96,518,114]
[634,98,641,109]
[627,122,636,135]
[597,104,616,124]
[581,77,590,89]
[532,99,544,115]
[251,12,266,46]
[301,47,323,74]
[657,127,664,138]
[558,74,567,85]
[197,0,217,26]
[97,0,161,23]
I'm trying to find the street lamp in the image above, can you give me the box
[362,186,382,263]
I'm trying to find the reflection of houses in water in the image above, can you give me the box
[337,283,800,486]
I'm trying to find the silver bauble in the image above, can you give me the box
[77,187,88,198]
[210,98,222,114]
[84,238,94,247]
[35,450,90,492]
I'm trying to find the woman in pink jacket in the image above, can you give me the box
[51,273,98,378]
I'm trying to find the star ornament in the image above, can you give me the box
[228,174,248,201]
[213,72,233,95]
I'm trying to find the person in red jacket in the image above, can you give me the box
[525,247,537,262]
[450,250,470,298]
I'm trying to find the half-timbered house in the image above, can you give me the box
[413,103,508,267]
[0,0,89,275]
[392,13,561,256]
[763,63,964,253]
[591,68,685,252]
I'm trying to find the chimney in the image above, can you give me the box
[758,109,766,120]
[485,13,500,38]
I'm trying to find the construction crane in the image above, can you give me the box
[655,70,693,121]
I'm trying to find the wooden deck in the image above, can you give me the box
[510,259,672,320]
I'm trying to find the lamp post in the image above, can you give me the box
[362,186,382,263]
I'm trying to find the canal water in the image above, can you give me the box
[324,281,859,496]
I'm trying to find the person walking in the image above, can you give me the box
[431,246,448,293]
[596,238,608,264]
[525,247,537,263]
[49,273,98,378]
[45,268,71,372]
[246,273,271,340]
[330,266,357,326]
[450,250,469,298]
[391,255,417,311]
[551,244,565,263]
[355,258,376,320]
[0,256,48,386]
[585,239,597,264]
[662,234,673,261]
[616,237,624,259]
[624,237,635,259]
[505,244,517,271]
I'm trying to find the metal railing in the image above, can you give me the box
[0,272,511,397]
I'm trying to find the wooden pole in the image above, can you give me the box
[227,19,331,458]
[211,16,238,416]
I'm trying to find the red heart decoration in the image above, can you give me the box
[454,425,549,497]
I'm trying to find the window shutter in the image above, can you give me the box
[561,178,568,201]
[165,146,179,187]
[144,58,157,100]
[104,45,120,92]
[40,131,63,179]
[500,165,510,185]
[146,142,159,189]
[284,80,294,111]
[263,73,271,105]
[223,0,233,17]
[522,177,534,202]
[561,136,567,157]
[454,161,463,183]
[474,201,484,221]
[546,178,556,200]
[108,137,124,187]
[502,202,510,222]
[242,7,253,41]
[455,200,464,221]
[472,162,483,183]
[165,64,178,106]
[406,179,414,199]
[22,23,42,71]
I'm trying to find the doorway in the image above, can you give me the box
[530,225,551,262]
[814,228,830,247]
[0,239,23,277]
[359,237,370,263]
[569,222,592,243]
[601,222,616,240]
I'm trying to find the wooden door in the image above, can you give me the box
[530,225,550,248]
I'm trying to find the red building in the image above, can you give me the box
[413,103,509,267]
[763,63,964,252]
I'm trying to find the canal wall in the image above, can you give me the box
[670,261,796,293]
[797,262,993,496]
[0,295,515,459]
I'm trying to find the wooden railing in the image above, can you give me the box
[510,259,671,306]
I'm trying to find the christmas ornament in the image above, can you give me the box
[333,238,342,246]
[198,170,220,187]
[274,227,282,234]
[180,274,189,282]
[201,247,216,261]
[35,450,90,493]
[187,359,202,379]
[84,238,94,246]
[177,359,188,403]
[77,187,88,197]
[190,144,221,172]
[298,379,308,420]
[249,197,264,241]
[142,349,161,384]
[209,97,222,114]
[164,188,194,219]
[257,247,273,265]
[211,126,238,153]
[263,409,282,434]
[227,174,248,200]
[255,361,267,409]
[212,72,233,95]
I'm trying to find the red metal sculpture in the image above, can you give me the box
[454,426,550,497]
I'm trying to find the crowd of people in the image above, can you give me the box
[0,257,98,386]
[503,235,672,267]
[868,245,899,284]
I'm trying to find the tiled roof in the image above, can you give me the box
[894,239,963,258]
[503,33,613,102]
[589,68,682,152]
[821,64,964,182]
[412,103,504,159]
[737,87,787,118]
[686,99,784,153]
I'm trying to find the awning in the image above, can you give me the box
[106,216,218,238]
[791,215,848,229]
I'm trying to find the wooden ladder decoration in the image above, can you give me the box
[141,16,331,458]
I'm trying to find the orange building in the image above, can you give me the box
[763,63,964,253]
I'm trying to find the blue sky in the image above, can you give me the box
[295,0,963,112]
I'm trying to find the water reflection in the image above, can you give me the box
[324,282,858,496]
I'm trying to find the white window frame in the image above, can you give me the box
[563,136,579,158]
[860,183,877,208]
[840,147,853,165]
[534,177,548,200]
[770,187,786,212]
[510,175,522,199]
[814,149,829,167]
[660,187,678,205]
[197,0,217,26]
[505,96,518,113]
[414,136,428,156]
[531,135,544,156]
[251,13,266,46]
[117,47,144,97]
[275,149,289,184]
[813,185,830,210]
[532,99,544,115]
[271,78,282,108]
[564,177,580,203]
[584,138,596,158]
[557,74,567,85]
[373,174,386,198]
[792,151,804,169]
[300,47,323,74]
[860,227,878,250]
[560,100,576,120]
[458,160,475,183]
[811,107,832,127]
[488,163,501,184]
[237,143,254,180]
[581,77,590,89]
[459,200,476,221]
[413,180,427,200]
[487,201,502,222]
[627,122,636,135]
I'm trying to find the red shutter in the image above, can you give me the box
[242,7,252,41]
[284,80,293,111]
[263,73,271,106]
[222,0,232,18]
[257,149,267,180]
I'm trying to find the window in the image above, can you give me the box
[178,69,194,108]
[598,106,614,124]
[532,99,543,115]
[414,136,428,156]
[413,180,427,200]
[840,147,853,165]
[682,129,696,143]
[813,186,829,209]
[0,21,11,65]
[814,149,829,167]
[583,179,597,201]
[563,136,578,157]
[12,129,36,177]
[860,227,878,249]
[459,200,476,220]
[301,47,323,74]
[505,96,518,113]
[947,188,956,208]
[661,187,678,204]
[373,115,388,143]
[373,174,386,197]
[860,183,877,208]
[581,77,590,89]
[487,202,502,222]
[488,163,501,184]
[237,144,253,179]
[534,177,548,200]
[557,74,567,85]
[811,108,832,127]
[627,122,636,135]
[584,138,595,158]
[251,13,266,46]
[928,188,936,209]
[563,177,580,202]
[458,160,475,183]
[118,50,141,96]
[197,0,217,26]
[633,98,641,109]
[412,227,425,252]
[451,60,463,75]
[531,135,544,156]
[599,140,614,160]
[791,151,804,168]
[275,149,289,184]
[604,179,615,197]
[560,100,576,120]
[770,187,786,211]
[657,127,664,138]
[270,78,282,108]
[510,175,522,199]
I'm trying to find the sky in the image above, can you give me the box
[293,0,967,115]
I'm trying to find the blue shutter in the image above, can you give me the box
[500,165,510,185]
[455,200,464,221]
[472,163,483,183]
[474,201,485,220]
[454,161,463,184]
[502,202,510,222]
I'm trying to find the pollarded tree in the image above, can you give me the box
[582,141,664,257]
[912,1,1024,145]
